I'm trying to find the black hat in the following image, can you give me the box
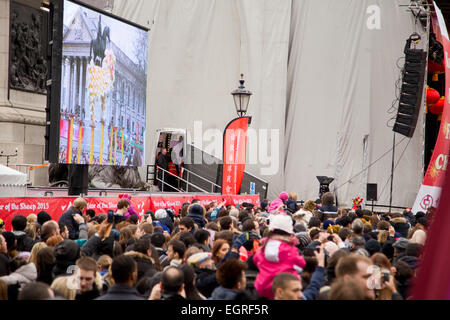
[417,217,428,227]
[365,239,381,256]
[1,232,16,250]
[37,211,52,226]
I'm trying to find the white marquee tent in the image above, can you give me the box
[112,0,428,208]
[0,164,27,196]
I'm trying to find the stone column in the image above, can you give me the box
[74,57,80,111]
[64,57,71,110]
[81,57,87,112]
[78,57,84,115]
[70,57,76,113]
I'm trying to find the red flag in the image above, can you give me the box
[412,6,450,213]
[412,3,450,300]
[222,117,251,195]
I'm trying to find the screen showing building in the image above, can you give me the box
[59,0,148,166]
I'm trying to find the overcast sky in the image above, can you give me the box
[64,0,148,66]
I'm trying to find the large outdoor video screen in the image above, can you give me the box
[58,0,148,166]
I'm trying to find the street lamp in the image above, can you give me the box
[231,74,252,117]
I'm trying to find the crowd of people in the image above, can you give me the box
[0,191,430,300]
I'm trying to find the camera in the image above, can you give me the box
[382,270,390,282]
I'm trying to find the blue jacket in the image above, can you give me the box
[302,266,325,300]
[210,286,240,300]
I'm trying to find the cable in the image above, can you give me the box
[334,136,407,192]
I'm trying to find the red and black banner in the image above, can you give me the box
[222,116,251,195]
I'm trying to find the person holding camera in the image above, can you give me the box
[58,198,87,240]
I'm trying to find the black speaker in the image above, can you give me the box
[393,35,427,138]
[366,183,378,202]
[68,164,89,195]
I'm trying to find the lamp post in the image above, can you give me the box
[231,74,252,117]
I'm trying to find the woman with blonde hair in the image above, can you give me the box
[51,276,76,300]
[28,242,47,265]
[293,200,315,227]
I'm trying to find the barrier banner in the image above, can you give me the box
[412,7,450,214]
[222,116,251,195]
[0,194,260,231]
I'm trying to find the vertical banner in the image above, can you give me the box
[412,2,450,300]
[222,116,251,195]
[412,7,450,214]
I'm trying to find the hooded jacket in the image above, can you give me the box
[12,231,36,253]
[0,262,37,286]
[253,237,306,299]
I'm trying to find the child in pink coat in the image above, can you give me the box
[253,214,306,299]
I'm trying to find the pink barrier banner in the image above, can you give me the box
[0,194,260,231]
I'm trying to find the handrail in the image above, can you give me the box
[148,164,222,193]
[182,167,222,189]
[156,166,210,193]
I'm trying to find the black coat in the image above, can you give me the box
[13,231,36,252]
[161,292,186,300]
[96,284,144,300]
[194,267,219,298]
[75,283,101,300]
[58,207,83,240]
[80,234,114,260]
[0,252,9,276]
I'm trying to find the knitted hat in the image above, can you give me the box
[155,209,168,219]
[295,232,311,250]
[187,252,212,267]
[269,214,294,234]
[189,204,204,216]
[280,192,289,201]
[393,237,410,251]
[37,211,52,226]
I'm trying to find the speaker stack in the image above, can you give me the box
[393,34,427,138]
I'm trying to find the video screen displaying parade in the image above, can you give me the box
[58,0,148,166]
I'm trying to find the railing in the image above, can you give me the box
[150,165,221,194]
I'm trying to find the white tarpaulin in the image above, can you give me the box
[113,0,427,208]
[0,164,27,196]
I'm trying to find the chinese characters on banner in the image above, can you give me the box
[412,6,450,214]
[222,117,251,195]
